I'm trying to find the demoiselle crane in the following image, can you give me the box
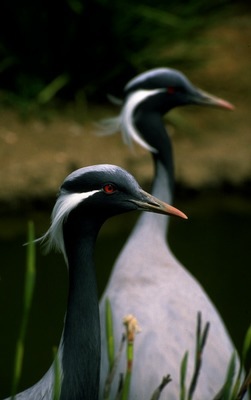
[99,68,236,399]
[5,164,186,400]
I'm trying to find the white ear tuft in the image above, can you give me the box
[120,89,163,153]
[39,189,100,262]
[97,89,165,153]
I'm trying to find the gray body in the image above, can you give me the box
[99,162,235,399]
[99,68,237,399]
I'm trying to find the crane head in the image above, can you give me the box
[40,164,187,258]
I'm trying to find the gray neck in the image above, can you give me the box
[152,156,173,204]
[134,158,174,239]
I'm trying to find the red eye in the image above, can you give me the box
[167,87,175,94]
[103,184,117,194]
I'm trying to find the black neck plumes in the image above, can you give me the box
[60,210,102,400]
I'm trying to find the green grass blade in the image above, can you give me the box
[187,313,210,400]
[104,332,126,400]
[105,298,115,369]
[228,325,251,400]
[180,351,188,400]
[242,325,251,366]
[24,221,36,310]
[120,315,140,400]
[121,342,133,400]
[37,74,70,104]
[150,375,171,400]
[11,221,36,399]
[221,353,236,400]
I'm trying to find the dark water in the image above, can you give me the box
[0,191,250,398]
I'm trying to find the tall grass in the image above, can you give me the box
[11,221,36,399]
[6,227,251,399]
[104,300,251,400]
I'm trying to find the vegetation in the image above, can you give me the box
[8,228,251,399]
[104,300,251,400]
[1,0,237,108]
[11,222,36,399]
[3,3,250,397]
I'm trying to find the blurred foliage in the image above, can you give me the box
[0,0,239,106]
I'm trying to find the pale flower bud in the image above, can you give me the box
[123,314,141,342]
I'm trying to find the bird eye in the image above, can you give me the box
[167,87,175,94]
[103,184,117,194]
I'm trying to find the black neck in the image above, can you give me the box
[134,109,174,194]
[60,211,101,400]
[133,111,174,236]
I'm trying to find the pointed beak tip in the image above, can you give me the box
[217,99,235,111]
[166,205,188,220]
[197,89,235,111]
[175,210,188,220]
[135,190,188,220]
